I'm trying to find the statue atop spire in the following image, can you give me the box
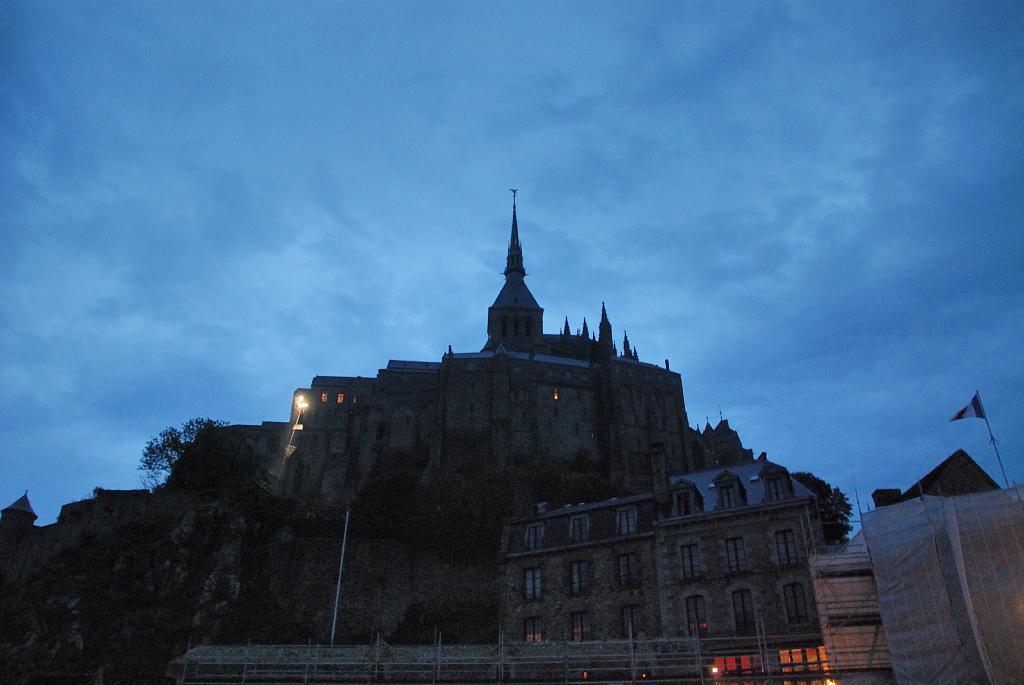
[505,189,525,277]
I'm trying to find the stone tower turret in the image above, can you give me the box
[485,193,544,352]
[1,491,37,543]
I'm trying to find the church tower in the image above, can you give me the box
[485,193,544,352]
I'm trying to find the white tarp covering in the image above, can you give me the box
[861,485,1024,684]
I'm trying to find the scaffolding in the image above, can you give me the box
[171,631,861,685]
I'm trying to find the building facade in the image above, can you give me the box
[243,199,755,506]
[500,457,825,643]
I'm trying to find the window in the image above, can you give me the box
[570,560,589,595]
[553,387,559,401]
[685,595,707,637]
[524,523,544,550]
[720,484,738,509]
[524,568,542,600]
[675,489,701,515]
[725,537,748,573]
[617,507,638,535]
[766,475,787,501]
[352,395,358,404]
[783,583,808,624]
[570,611,591,641]
[618,553,642,588]
[524,617,542,642]
[336,393,345,403]
[732,589,756,634]
[569,515,590,544]
[321,392,328,403]
[680,543,702,580]
[775,529,798,565]
[621,604,642,639]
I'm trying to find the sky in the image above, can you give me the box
[2,1,1022,525]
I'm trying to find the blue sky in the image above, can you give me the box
[2,1,1022,524]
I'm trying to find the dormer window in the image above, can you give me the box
[673,482,703,516]
[764,472,791,502]
[713,473,747,510]
[569,514,590,544]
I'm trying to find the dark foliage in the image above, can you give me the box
[138,418,227,489]
[165,424,266,493]
[792,471,853,545]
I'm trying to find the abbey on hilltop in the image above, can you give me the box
[246,197,753,505]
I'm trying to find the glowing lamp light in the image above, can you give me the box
[710,666,719,674]
[295,396,308,409]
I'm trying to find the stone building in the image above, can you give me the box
[244,198,756,505]
[499,456,824,643]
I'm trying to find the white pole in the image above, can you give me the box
[330,509,351,645]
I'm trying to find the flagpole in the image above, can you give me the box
[978,391,1009,488]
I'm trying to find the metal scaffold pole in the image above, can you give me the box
[330,509,351,646]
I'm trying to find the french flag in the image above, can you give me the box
[950,392,986,421]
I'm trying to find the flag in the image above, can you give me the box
[950,392,986,421]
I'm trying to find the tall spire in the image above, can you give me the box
[505,189,525,277]
[598,301,613,357]
[563,316,571,336]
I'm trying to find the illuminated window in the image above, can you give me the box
[776,529,798,565]
[352,395,358,404]
[321,392,328,403]
[524,568,542,600]
[570,560,589,594]
[570,611,591,641]
[336,393,345,403]
[618,553,641,588]
[524,523,544,550]
[783,583,808,624]
[569,515,590,543]
[732,589,756,634]
[680,543,702,580]
[553,387,559,401]
[524,617,542,642]
[726,537,748,573]
[616,507,638,535]
[685,595,707,636]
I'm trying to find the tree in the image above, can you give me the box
[138,418,227,490]
[792,471,853,545]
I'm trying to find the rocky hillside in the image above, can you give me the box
[0,489,497,684]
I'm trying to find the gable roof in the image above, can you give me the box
[901,448,1000,498]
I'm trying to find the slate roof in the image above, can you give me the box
[670,459,815,506]
[491,274,541,309]
[3,491,37,519]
